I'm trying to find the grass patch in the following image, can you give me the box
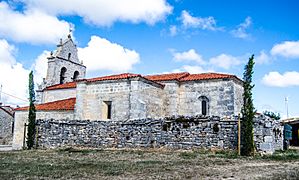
[0,148,298,179]
[260,149,299,161]
[179,151,198,159]
[207,150,239,159]
[58,147,103,154]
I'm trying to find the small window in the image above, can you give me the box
[68,53,71,60]
[73,71,79,81]
[202,100,207,115]
[60,67,67,84]
[102,101,112,119]
[199,96,209,116]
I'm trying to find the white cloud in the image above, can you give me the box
[270,40,299,58]
[262,71,299,87]
[231,16,252,39]
[78,36,140,72]
[169,25,178,36]
[172,65,213,74]
[256,50,270,64]
[181,65,211,74]
[33,51,50,85]
[0,2,71,44]
[180,10,217,30]
[0,35,141,105]
[24,0,172,26]
[171,49,205,64]
[0,39,29,106]
[209,54,242,69]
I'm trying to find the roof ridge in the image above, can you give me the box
[144,72,190,81]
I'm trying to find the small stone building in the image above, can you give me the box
[13,36,244,150]
[0,105,14,145]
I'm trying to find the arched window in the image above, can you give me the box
[202,100,207,115]
[68,53,71,60]
[73,71,79,81]
[199,96,209,116]
[60,67,67,84]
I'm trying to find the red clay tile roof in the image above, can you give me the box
[44,73,144,91]
[44,72,241,90]
[87,73,141,82]
[45,81,77,90]
[145,72,190,81]
[15,98,76,111]
[180,73,236,81]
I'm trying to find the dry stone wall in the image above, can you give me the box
[0,108,13,145]
[36,116,238,150]
[35,115,284,154]
[253,114,284,154]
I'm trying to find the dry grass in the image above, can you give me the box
[0,148,298,179]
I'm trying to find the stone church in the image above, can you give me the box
[12,35,244,149]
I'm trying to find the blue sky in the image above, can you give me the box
[0,0,299,118]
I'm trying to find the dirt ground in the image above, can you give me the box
[0,148,298,179]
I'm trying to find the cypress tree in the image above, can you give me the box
[26,71,36,149]
[241,55,255,156]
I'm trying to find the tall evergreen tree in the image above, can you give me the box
[241,55,255,156]
[26,71,36,149]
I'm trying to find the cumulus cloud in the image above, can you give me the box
[171,49,205,64]
[0,2,71,44]
[262,71,299,87]
[33,51,50,85]
[169,25,178,36]
[270,40,299,58]
[209,54,242,69]
[180,10,217,30]
[0,35,142,106]
[23,0,172,26]
[0,39,29,106]
[78,36,140,72]
[256,50,270,64]
[182,65,212,74]
[172,65,213,74]
[231,16,252,39]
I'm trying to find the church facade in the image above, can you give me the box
[12,36,243,149]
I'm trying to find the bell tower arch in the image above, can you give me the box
[44,35,86,87]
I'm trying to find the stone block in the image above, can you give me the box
[265,122,272,128]
[259,143,273,152]
[263,136,273,143]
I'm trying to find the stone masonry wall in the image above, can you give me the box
[36,116,238,150]
[75,78,164,121]
[162,82,180,117]
[12,110,74,150]
[46,58,86,87]
[34,115,284,154]
[233,82,243,115]
[75,80,131,120]
[253,114,284,154]
[0,108,14,145]
[179,79,240,117]
[129,79,164,119]
[42,88,76,103]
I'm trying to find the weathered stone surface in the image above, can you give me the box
[25,114,284,154]
[12,110,74,150]
[36,116,238,150]
[253,115,283,154]
[0,106,14,145]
